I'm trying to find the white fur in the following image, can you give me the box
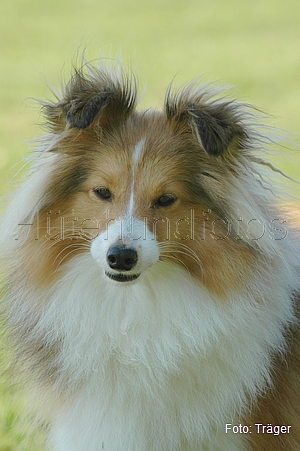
[0,153,57,246]
[91,217,159,279]
[27,246,295,451]
[127,138,145,219]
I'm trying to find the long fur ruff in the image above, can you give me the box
[1,60,300,451]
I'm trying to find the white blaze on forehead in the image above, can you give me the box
[132,138,146,168]
[127,138,146,219]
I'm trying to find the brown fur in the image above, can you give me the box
[244,297,300,450]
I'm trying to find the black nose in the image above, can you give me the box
[106,245,138,271]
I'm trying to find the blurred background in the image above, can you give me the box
[0,0,299,449]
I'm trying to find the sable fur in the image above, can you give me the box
[1,61,300,451]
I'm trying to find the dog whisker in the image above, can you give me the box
[53,242,90,265]
[159,241,203,271]
[159,252,191,274]
[54,246,88,268]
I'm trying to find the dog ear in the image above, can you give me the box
[185,103,248,157]
[165,88,248,157]
[44,68,137,132]
[60,86,113,130]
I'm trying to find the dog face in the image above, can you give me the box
[12,65,267,297]
[10,63,278,296]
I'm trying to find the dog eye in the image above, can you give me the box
[153,193,177,208]
[94,188,113,201]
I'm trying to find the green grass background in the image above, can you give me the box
[0,0,300,449]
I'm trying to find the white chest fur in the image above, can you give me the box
[35,256,294,451]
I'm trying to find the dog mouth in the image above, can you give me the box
[105,271,141,282]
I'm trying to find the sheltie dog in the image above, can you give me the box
[1,61,300,451]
